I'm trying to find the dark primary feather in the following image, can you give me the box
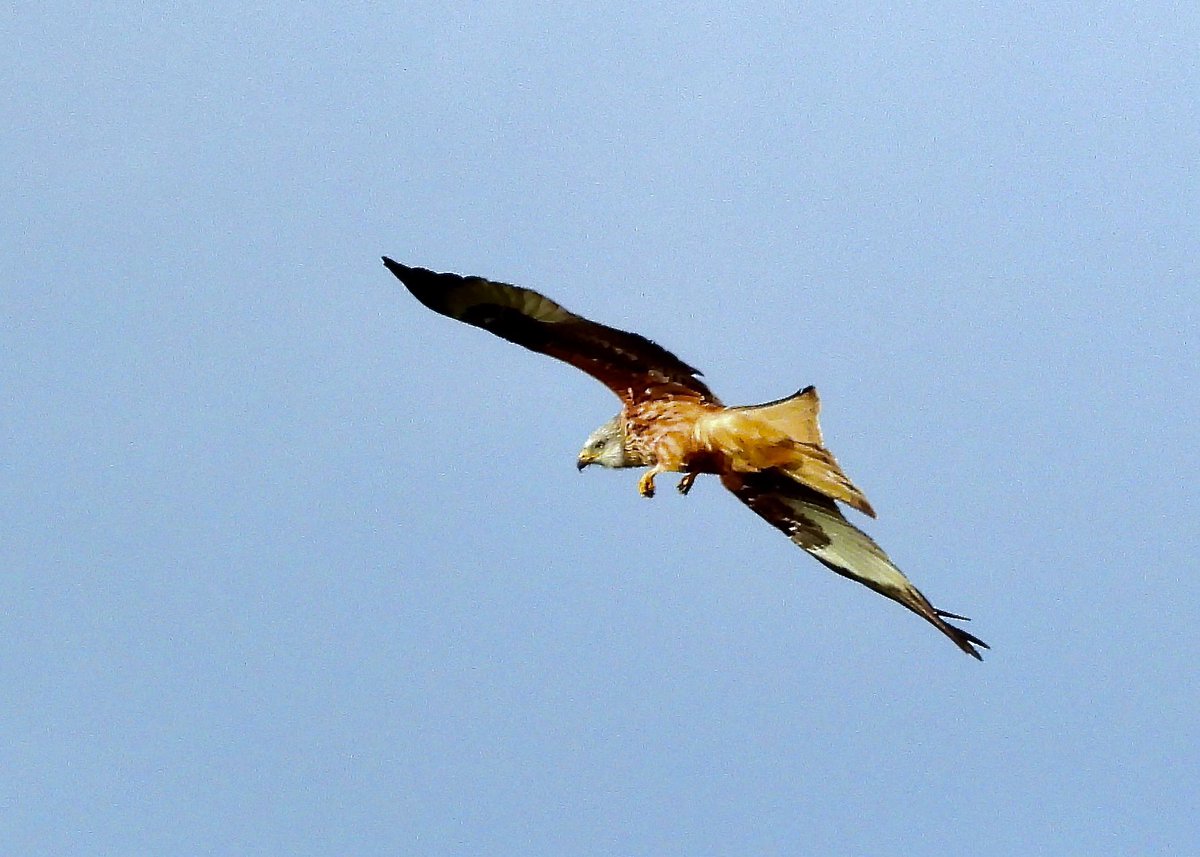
[382,258,715,403]
[721,470,988,659]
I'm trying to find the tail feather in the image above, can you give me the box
[701,387,876,517]
[732,385,825,445]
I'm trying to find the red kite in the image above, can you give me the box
[384,258,987,659]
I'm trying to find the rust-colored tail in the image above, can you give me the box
[711,387,876,517]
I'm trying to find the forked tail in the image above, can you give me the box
[705,386,876,517]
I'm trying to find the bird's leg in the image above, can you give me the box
[676,472,698,495]
[638,466,665,498]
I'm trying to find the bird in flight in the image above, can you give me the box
[383,258,987,659]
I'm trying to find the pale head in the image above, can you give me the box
[576,414,631,470]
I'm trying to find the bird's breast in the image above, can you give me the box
[624,398,721,469]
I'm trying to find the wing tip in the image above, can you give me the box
[931,607,989,659]
[381,256,409,277]
[382,257,462,314]
[943,621,989,660]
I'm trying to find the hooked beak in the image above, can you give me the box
[576,453,594,471]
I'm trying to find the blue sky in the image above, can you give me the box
[4,3,1197,854]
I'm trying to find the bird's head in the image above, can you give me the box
[576,415,630,471]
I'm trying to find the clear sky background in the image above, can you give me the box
[4,4,1197,855]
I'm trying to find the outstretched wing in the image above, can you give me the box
[383,259,716,405]
[721,470,987,659]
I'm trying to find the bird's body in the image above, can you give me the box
[383,257,987,659]
[625,396,712,471]
[622,396,720,494]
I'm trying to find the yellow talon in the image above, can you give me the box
[677,473,697,495]
[638,470,657,498]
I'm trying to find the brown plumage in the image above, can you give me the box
[383,257,987,659]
